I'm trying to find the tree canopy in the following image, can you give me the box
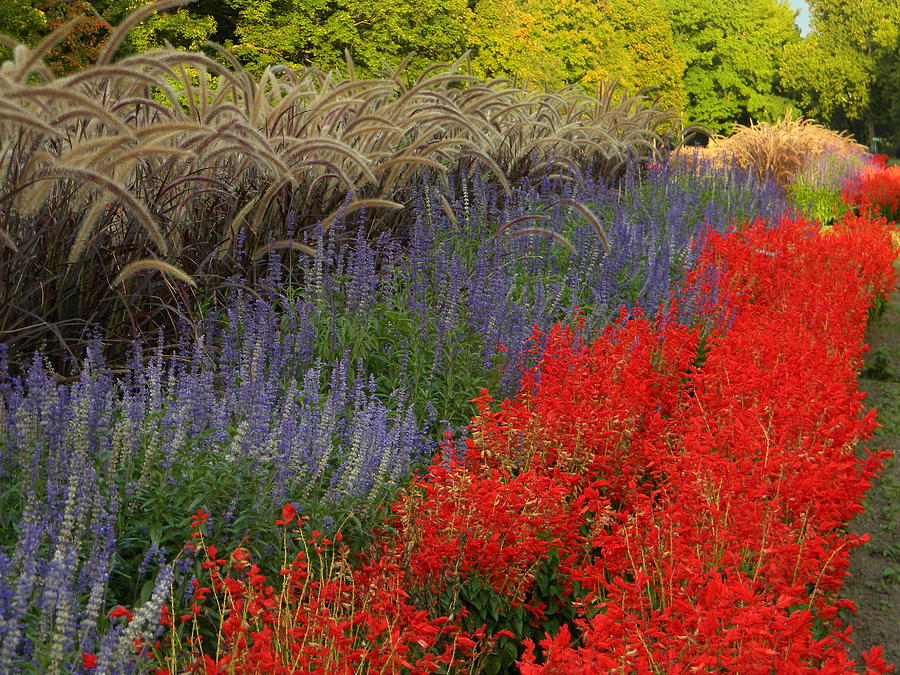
[0,0,685,101]
[661,0,800,134]
[780,0,900,151]
[224,0,474,75]
[0,0,219,72]
[0,0,112,72]
[465,0,685,110]
[603,0,686,110]
[2,0,896,150]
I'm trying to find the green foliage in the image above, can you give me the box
[453,576,531,674]
[222,0,687,99]
[512,0,619,87]
[603,0,686,110]
[103,2,217,53]
[863,346,893,381]
[466,0,555,84]
[111,430,272,605]
[871,56,900,156]
[427,548,583,674]
[780,0,900,149]
[224,0,474,75]
[82,0,220,55]
[782,42,872,123]
[467,0,685,106]
[661,0,800,133]
[304,269,504,440]
[0,0,46,47]
[788,180,849,226]
[109,408,387,610]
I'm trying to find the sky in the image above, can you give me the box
[788,0,811,35]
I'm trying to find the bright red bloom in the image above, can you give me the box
[862,645,895,673]
[844,164,900,223]
[275,503,297,525]
[108,606,134,622]
[191,509,208,529]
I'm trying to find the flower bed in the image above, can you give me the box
[1,151,898,671]
[139,210,898,673]
[517,213,897,673]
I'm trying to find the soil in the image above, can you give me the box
[842,264,900,670]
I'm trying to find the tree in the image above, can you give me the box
[1,0,685,118]
[0,0,112,74]
[602,0,686,110]
[94,0,217,54]
[223,0,475,76]
[512,0,620,87]
[0,0,47,49]
[870,46,900,155]
[467,0,684,109]
[780,0,900,149]
[467,0,565,86]
[661,0,800,134]
[0,0,217,73]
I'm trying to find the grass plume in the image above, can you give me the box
[0,3,683,368]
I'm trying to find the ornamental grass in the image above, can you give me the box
[706,113,869,191]
[0,2,685,367]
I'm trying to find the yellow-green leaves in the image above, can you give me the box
[662,0,800,134]
[780,0,900,139]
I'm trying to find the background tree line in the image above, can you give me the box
[1,0,897,153]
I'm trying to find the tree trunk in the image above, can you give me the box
[866,110,877,152]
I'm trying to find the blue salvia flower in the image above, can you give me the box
[95,563,174,675]
[0,499,42,669]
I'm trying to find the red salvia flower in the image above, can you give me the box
[108,606,134,622]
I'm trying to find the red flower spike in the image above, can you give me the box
[190,509,208,528]
[862,645,895,673]
[275,503,297,525]
[108,606,134,622]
